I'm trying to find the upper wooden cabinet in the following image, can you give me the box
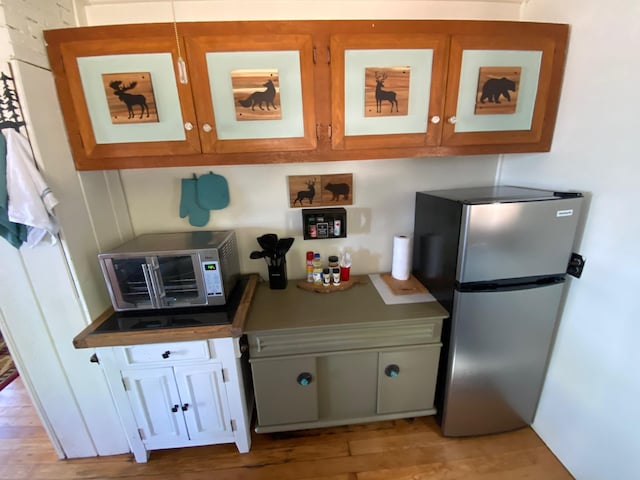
[44,21,569,170]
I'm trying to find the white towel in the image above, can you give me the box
[3,129,60,247]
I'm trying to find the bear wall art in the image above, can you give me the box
[474,66,521,115]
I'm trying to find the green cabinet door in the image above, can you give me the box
[377,345,441,415]
[251,356,318,427]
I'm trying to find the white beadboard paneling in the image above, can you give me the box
[0,241,96,459]
[7,59,131,456]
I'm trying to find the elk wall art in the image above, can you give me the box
[288,173,353,208]
[364,67,410,117]
[101,72,158,124]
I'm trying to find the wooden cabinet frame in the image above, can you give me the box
[45,21,569,170]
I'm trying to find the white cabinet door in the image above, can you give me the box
[174,364,234,445]
[122,367,189,449]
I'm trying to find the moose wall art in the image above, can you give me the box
[364,67,410,117]
[231,69,282,121]
[474,66,521,115]
[101,72,158,124]
[288,173,353,208]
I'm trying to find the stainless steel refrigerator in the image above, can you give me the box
[412,186,583,437]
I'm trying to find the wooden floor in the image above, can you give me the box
[0,377,574,479]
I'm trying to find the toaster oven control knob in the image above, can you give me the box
[384,364,400,378]
[162,350,171,359]
[296,372,313,386]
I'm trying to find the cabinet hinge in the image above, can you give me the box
[122,377,129,391]
[221,369,227,383]
[328,124,332,139]
[137,428,145,440]
[230,419,236,432]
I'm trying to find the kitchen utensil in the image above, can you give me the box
[275,237,294,262]
[249,250,266,260]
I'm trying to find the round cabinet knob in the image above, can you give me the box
[202,123,213,133]
[162,351,171,359]
[384,364,400,378]
[171,404,179,413]
[297,372,313,386]
[184,122,194,131]
[430,116,441,124]
[181,403,189,411]
[447,116,458,125]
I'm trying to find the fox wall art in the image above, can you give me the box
[232,69,282,121]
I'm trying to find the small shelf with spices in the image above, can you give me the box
[302,208,346,240]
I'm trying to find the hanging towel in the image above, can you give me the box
[0,131,28,248]
[3,129,60,247]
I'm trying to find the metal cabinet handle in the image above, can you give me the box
[181,403,189,411]
[296,372,313,386]
[384,364,400,378]
[171,404,179,413]
[162,351,171,359]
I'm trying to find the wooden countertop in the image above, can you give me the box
[245,276,449,334]
[73,274,259,348]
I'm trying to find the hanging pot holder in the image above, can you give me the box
[197,172,230,210]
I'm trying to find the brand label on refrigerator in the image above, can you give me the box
[556,209,574,217]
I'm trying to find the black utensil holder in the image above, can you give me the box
[268,260,287,289]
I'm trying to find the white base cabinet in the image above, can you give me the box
[97,337,252,462]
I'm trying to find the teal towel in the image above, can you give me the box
[0,131,28,249]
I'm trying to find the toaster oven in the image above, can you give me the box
[98,230,240,311]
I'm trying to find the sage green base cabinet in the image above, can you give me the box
[96,337,253,462]
[245,280,448,433]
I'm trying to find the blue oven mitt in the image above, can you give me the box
[180,176,210,227]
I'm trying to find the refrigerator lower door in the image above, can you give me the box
[441,281,564,436]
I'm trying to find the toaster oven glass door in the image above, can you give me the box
[108,254,207,310]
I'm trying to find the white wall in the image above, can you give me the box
[499,1,640,478]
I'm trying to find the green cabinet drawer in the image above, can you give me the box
[377,344,441,415]
[251,356,318,427]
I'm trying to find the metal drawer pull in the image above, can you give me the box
[296,372,313,386]
[162,351,171,359]
[171,404,179,413]
[384,364,400,378]
[181,403,189,411]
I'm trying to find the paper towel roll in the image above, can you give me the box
[391,235,411,280]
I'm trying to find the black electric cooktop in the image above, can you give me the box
[93,275,249,333]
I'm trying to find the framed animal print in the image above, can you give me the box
[101,72,159,124]
[288,173,353,208]
[474,67,521,115]
[454,50,542,132]
[231,69,282,121]
[76,53,186,144]
[343,49,433,137]
[205,51,304,140]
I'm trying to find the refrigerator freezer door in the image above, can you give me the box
[457,197,582,283]
[441,281,564,436]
